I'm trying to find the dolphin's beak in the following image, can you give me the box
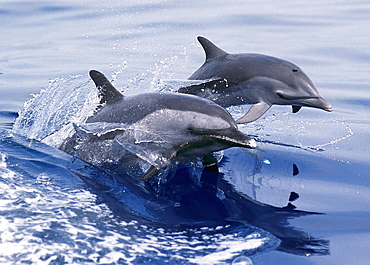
[229,131,257,149]
[302,97,333,112]
[246,138,257,148]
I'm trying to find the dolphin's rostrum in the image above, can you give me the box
[59,70,256,180]
[179,36,333,123]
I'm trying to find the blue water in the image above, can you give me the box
[1,1,370,264]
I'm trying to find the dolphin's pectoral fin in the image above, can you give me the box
[138,165,161,181]
[137,149,177,181]
[236,102,271,124]
[89,70,123,105]
[292,106,302,113]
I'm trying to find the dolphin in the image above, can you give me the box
[59,70,256,180]
[179,36,333,123]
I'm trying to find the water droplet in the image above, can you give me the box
[232,255,253,265]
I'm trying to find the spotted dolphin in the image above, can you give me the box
[59,70,256,180]
[179,36,333,123]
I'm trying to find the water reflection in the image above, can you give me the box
[70,152,329,257]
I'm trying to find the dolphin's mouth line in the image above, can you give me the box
[277,92,320,101]
[277,93,333,111]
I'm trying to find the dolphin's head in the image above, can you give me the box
[273,61,332,112]
[244,56,333,113]
[171,98,257,156]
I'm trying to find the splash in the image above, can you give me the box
[11,55,183,144]
[12,74,99,142]
[308,120,354,151]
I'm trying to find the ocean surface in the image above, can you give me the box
[1,1,370,264]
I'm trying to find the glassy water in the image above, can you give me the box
[1,1,370,264]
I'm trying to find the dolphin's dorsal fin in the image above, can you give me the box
[197,36,228,61]
[89,70,123,104]
[236,102,271,124]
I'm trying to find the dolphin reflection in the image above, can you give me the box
[69,156,329,257]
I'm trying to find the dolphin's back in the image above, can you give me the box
[87,69,237,126]
[87,92,235,126]
[189,53,304,86]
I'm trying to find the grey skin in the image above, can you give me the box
[179,36,333,123]
[60,70,256,180]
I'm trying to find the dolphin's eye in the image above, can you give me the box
[292,68,299,72]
